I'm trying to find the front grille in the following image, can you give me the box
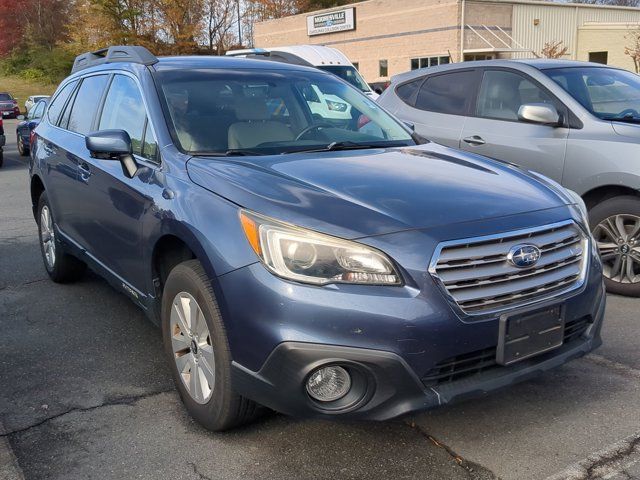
[421,316,592,387]
[430,221,588,315]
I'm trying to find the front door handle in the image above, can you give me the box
[463,135,486,146]
[79,162,91,182]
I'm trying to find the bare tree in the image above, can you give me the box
[203,0,237,54]
[540,40,569,59]
[625,27,640,73]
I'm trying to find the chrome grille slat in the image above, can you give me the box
[435,236,582,270]
[437,226,579,264]
[445,257,581,291]
[440,244,583,285]
[430,221,588,315]
[459,275,579,311]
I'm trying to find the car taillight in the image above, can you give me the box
[29,129,36,146]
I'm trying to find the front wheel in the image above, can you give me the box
[590,196,640,296]
[161,260,261,431]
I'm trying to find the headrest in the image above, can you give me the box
[235,97,271,121]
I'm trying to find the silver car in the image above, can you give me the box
[379,59,640,296]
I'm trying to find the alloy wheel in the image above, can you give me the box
[40,205,56,269]
[170,292,215,404]
[593,214,640,284]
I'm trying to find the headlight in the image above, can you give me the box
[326,100,348,112]
[240,211,401,286]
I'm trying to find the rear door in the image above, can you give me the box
[459,68,569,182]
[72,73,159,291]
[37,79,81,237]
[388,69,480,148]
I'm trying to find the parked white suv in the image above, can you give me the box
[226,45,377,99]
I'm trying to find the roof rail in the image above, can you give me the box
[71,45,158,74]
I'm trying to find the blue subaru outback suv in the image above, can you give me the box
[29,46,605,431]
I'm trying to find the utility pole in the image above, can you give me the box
[237,0,242,46]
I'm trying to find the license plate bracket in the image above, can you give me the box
[497,305,565,366]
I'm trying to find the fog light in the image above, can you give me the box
[306,365,351,402]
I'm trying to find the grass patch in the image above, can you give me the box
[0,74,58,113]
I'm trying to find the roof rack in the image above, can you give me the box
[71,46,158,74]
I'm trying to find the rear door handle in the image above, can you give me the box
[463,135,486,146]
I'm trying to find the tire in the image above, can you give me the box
[0,151,3,168]
[17,135,28,156]
[161,259,261,431]
[37,191,86,283]
[589,195,640,297]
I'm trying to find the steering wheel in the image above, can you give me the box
[295,123,334,141]
[619,108,640,118]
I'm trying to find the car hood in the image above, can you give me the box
[611,121,640,140]
[186,143,568,239]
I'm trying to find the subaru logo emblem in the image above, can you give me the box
[507,244,541,268]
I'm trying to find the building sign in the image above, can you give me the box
[307,8,355,36]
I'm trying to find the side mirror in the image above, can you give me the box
[16,115,25,120]
[86,129,138,178]
[518,103,561,126]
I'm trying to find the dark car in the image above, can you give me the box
[17,98,48,156]
[0,117,5,167]
[0,92,20,118]
[30,46,605,431]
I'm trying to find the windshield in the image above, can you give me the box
[545,67,640,121]
[0,93,13,101]
[156,69,413,155]
[318,65,371,93]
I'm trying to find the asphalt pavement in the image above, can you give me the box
[0,119,639,480]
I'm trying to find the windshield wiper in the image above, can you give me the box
[285,141,401,154]
[602,115,640,124]
[193,149,264,157]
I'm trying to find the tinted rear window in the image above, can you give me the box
[395,79,422,106]
[414,71,476,115]
[47,81,77,125]
[0,93,12,101]
[67,75,109,134]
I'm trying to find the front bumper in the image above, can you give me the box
[231,288,605,420]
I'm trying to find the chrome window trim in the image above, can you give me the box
[428,219,590,319]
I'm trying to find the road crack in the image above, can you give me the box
[405,420,499,479]
[189,462,214,480]
[583,435,640,480]
[545,432,640,480]
[0,388,174,437]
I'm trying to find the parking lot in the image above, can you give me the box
[0,118,639,480]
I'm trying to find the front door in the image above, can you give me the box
[70,74,158,292]
[459,69,569,182]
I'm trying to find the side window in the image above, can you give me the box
[47,81,77,125]
[142,122,158,160]
[99,75,148,156]
[32,102,45,119]
[67,75,109,134]
[415,71,477,115]
[396,79,422,106]
[477,70,555,121]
